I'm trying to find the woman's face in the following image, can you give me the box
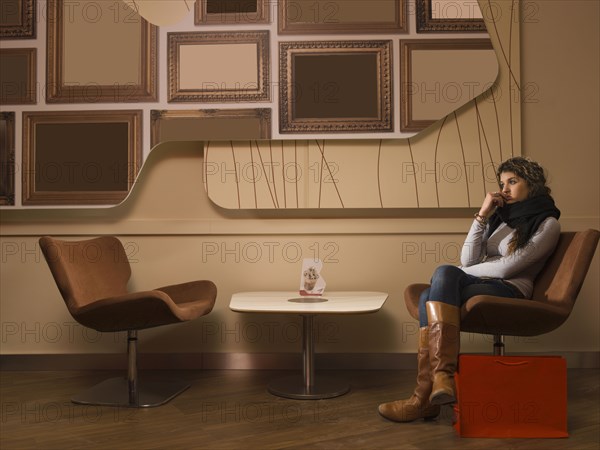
[499,171,530,204]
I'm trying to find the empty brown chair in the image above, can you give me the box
[404,229,600,355]
[39,235,217,407]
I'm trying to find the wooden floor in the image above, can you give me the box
[1,369,598,449]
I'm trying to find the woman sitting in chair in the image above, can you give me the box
[379,156,561,423]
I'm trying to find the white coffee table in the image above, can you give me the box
[229,291,388,400]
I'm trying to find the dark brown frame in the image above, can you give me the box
[195,0,270,24]
[151,108,272,147]
[400,39,495,132]
[0,112,16,205]
[168,30,270,103]
[22,110,143,205]
[279,40,393,134]
[278,0,407,34]
[46,0,158,103]
[0,47,36,104]
[0,0,36,39]
[416,0,487,33]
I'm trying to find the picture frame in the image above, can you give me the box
[195,0,270,25]
[416,0,488,33]
[168,30,270,103]
[0,48,36,104]
[278,0,407,34]
[400,39,497,132]
[279,40,393,134]
[22,110,142,205]
[46,0,158,103]
[0,0,36,39]
[0,112,15,205]
[151,108,272,147]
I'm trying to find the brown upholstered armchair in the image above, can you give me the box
[404,229,600,355]
[39,235,218,407]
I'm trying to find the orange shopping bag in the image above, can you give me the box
[453,355,568,438]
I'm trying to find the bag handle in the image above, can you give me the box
[494,360,529,366]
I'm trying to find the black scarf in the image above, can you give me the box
[487,195,561,250]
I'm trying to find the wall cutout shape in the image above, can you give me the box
[205,0,520,209]
[0,0,507,208]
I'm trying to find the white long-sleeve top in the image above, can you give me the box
[460,217,561,298]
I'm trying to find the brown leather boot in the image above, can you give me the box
[426,301,460,406]
[378,327,440,422]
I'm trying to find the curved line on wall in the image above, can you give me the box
[248,140,258,208]
[204,140,210,199]
[453,111,471,207]
[280,142,287,208]
[268,141,279,208]
[487,0,521,92]
[315,140,344,208]
[294,141,299,208]
[253,140,278,208]
[433,116,448,207]
[229,141,241,209]
[407,138,420,208]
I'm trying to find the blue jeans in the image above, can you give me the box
[418,265,518,327]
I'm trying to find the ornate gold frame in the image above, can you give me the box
[22,110,142,205]
[168,30,271,103]
[279,40,393,134]
[278,0,407,34]
[195,0,270,24]
[0,0,36,39]
[46,0,157,103]
[0,48,36,104]
[400,39,495,132]
[416,0,487,33]
[0,112,15,205]
[151,108,272,147]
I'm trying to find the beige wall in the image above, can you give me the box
[521,0,600,219]
[1,1,598,357]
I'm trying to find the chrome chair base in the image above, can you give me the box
[71,377,190,408]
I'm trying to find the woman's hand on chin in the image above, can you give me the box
[478,191,506,218]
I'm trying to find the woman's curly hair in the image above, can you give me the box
[496,156,551,198]
[495,157,553,254]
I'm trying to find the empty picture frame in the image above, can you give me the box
[151,109,271,147]
[46,0,158,103]
[400,39,497,132]
[0,0,36,39]
[416,0,487,32]
[0,112,15,205]
[279,0,407,34]
[195,0,270,24]
[0,48,36,104]
[22,110,142,205]
[168,31,270,103]
[279,40,393,134]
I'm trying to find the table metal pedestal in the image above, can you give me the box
[267,314,350,400]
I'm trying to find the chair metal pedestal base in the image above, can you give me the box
[71,377,190,408]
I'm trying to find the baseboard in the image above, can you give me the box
[1,351,598,371]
